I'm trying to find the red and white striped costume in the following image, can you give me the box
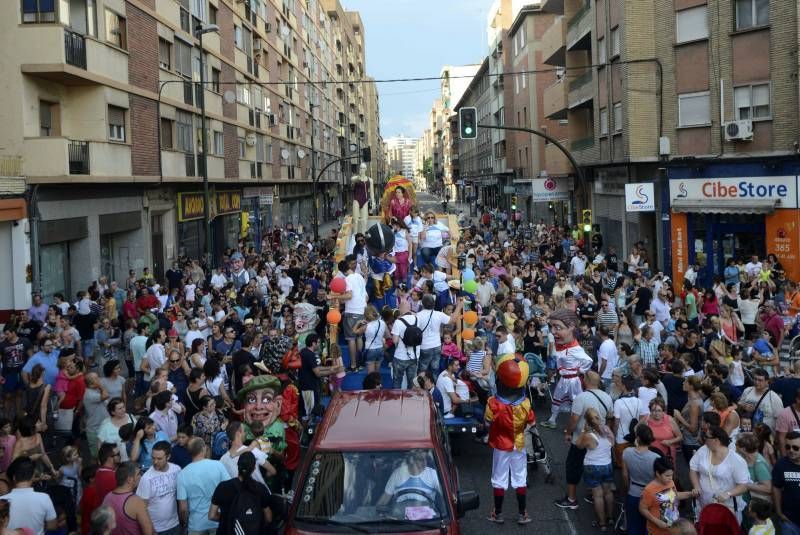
[550,340,593,414]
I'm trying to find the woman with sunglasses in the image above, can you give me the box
[419,212,449,266]
[689,425,750,521]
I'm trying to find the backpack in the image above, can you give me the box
[398,316,423,352]
[228,480,265,535]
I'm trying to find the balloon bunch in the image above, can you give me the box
[461,268,478,295]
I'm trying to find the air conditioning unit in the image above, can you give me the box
[724,120,753,141]
[245,133,257,146]
[265,22,272,33]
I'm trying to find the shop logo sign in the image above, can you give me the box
[543,177,557,191]
[676,182,688,198]
[625,183,655,212]
[669,177,796,207]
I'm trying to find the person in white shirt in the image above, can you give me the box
[415,295,462,375]
[744,255,762,280]
[649,290,671,326]
[391,310,421,389]
[136,441,181,535]
[639,313,664,345]
[596,326,619,390]
[570,252,588,278]
[419,211,449,266]
[340,258,368,372]
[143,329,167,382]
[404,207,424,264]
[496,326,516,356]
[210,268,227,290]
[475,272,496,309]
[684,263,700,286]
[435,358,467,417]
[435,244,455,274]
[1,457,57,535]
[277,271,294,299]
[218,422,275,487]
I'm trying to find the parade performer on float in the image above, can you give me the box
[485,354,535,525]
[540,308,593,429]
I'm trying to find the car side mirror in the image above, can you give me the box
[456,490,479,518]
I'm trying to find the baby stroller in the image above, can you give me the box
[525,424,555,485]
[524,352,553,405]
[695,503,740,535]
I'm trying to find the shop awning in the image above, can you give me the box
[670,198,777,214]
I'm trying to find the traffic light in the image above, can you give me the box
[361,147,371,163]
[510,195,518,211]
[582,209,592,233]
[459,107,477,139]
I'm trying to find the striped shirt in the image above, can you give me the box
[467,350,486,374]
[596,310,619,335]
[636,339,660,368]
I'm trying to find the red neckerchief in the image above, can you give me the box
[555,340,579,352]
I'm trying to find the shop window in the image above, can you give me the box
[734,83,770,120]
[678,91,710,127]
[676,6,707,43]
[735,0,768,30]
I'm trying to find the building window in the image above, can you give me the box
[599,107,609,135]
[734,83,770,119]
[160,118,174,149]
[735,0,769,30]
[610,27,620,57]
[521,71,526,89]
[105,9,127,49]
[158,38,172,70]
[108,106,126,142]
[234,25,243,48]
[22,0,56,23]
[213,131,224,155]
[209,4,217,25]
[598,36,606,64]
[176,111,193,153]
[179,0,190,32]
[678,91,711,126]
[211,68,221,93]
[174,39,192,78]
[39,101,54,136]
[238,138,246,158]
[613,102,622,131]
[676,6,708,43]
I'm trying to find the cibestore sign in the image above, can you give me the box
[669,176,797,208]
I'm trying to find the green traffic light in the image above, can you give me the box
[464,127,473,134]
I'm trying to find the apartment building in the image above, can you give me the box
[539,0,799,282]
[0,157,31,319]
[1,0,380,299]
[384,135,417,181]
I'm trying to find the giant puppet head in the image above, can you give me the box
[494,353,530,401]
[237,374,283,428]
[547,308,579,348]
[230,251,245,274]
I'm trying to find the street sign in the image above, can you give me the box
[261,193,274,205]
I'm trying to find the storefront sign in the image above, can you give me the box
[530,177,571,202]
[670,212,688,291]
[766,210,800,283]
[625,183,655,212]
[178,191,242,222]
[669,176,797,208]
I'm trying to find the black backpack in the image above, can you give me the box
[398,316,423,351]
[228,481,265,535]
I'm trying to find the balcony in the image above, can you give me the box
[569,136,599,166]
[20,26,128,85]
[23,138,132,180]
[541,17,566,66]
[540,0,564,14]
[568,70,594,108]
[566,2,592,51]
[544,80,568,120]
[545,142,573,175]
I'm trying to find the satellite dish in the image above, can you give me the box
[223,90,236,104]
[280,149,290,160]
[297,149,306,159]
[280,25,290,39]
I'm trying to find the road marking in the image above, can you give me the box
[560,507,578,535]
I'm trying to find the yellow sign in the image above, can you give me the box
[177,191,242,222]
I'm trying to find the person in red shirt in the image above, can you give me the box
[93,443,119,503]
[762,301,786,348]
[78,465,101,535]
[134,288,159,315]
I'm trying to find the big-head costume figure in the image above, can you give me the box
[230,251,249,291]
[238,374,287,454]
[484,353,535,524]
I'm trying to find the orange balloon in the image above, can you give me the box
[463,311,478,325]
[461,328,475,341]
[326,309,342,325]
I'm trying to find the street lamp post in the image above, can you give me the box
[195,23,218,268]
[310,102,320,242]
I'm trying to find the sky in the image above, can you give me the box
[341,0,491,140]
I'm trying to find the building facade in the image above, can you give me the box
[1,0,381,300]
[384,135,417,181]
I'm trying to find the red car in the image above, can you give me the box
[286,389,479,534]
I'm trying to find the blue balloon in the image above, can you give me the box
[462,268,475,282]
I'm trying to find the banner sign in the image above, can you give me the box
[178,190,241,222]
[530,177,571,202]
[669,176,797,208]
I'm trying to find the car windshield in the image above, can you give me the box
[294,449,448,531]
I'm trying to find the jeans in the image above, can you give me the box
[418,347,441,375]
[158,526,181,535]
[420,246,441,266]
[625,494,646,535]
[393,358,418,389]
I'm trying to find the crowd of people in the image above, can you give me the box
[0,197,797,535]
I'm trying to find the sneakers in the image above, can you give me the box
[487,511,505,524]
[540,420,557,429]
[584,495,594,504]
[554,497,578,510]
[517,513,532,525]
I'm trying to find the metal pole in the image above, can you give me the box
[197,29,212,268]
[311,104,318,242]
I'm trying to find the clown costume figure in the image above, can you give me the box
[541,308,593,429]
[485,354,535,525]
[229,251,249,291]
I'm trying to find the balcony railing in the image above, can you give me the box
[570,137,595,151]
[567,1,590,29]
[64,29,86,69]
[568,69,592,91]
[68,140,89,174]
